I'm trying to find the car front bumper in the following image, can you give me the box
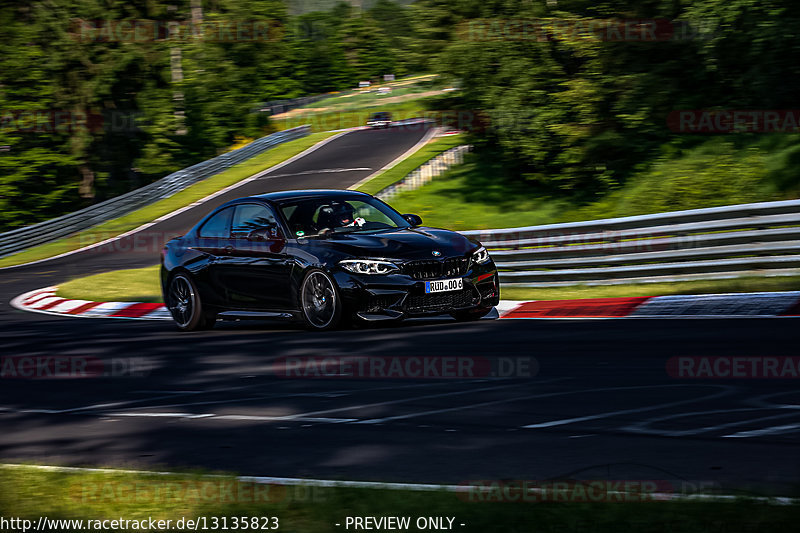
[333,262,500,321]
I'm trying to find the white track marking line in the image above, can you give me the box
[108,379,495,413]
[216,414,357,423]
[0,378,498,418]
[747,391,800,409]
[356,393,550,425]
[347,125,438,190]
[256,167,372,180]
[0,385,260,415]
[2,463,797,504]
[249,382,532,422]
[354,378,571,424]
[624,407,800,437]
[723,423,800,438]
[106,412,358,423]
[0,129,351,270]
[522,385,731,429]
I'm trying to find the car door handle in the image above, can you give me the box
[224,245,234,255]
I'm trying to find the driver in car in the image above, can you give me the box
[319,202,366,229]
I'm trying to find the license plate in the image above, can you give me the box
[425,278,463,294]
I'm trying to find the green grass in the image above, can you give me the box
[55,266,800,304]
[272,99,436,132]
[2,466,799,532]
[58,265,161,303]
[386,156,566,230]
[500,275,800,301]
[293,74,439,113]
[0,132,337,269]
[388,134,800,231]
[271,75,447,133]
[356,134,465,195]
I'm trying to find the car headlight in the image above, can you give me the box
[472,246,490,264]
[339,259,399,275]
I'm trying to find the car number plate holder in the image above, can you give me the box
[425,278,464,294]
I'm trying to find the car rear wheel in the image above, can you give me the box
[299,269,342,331]
[167,273,215,331]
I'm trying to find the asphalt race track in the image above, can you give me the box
[1,125,800,496]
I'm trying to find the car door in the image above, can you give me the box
[218,202,294,311]
[192,206,235,306]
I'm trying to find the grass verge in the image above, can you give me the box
[55,266,800,304]
[0,132,337,269]
[387,134,800,231]
[57,265,161,303]
[1,466,798,532]
[272,99,434,132]
[355,134,465,196]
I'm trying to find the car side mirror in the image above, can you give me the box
[403,213,422,227]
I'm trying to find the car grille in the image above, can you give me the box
[406,288,477,313]
[402,257,469,280]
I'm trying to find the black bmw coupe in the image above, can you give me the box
[161,189,499,331]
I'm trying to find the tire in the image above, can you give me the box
[299,269,342,331]
[166,273,215,331]
[450,306,492,322]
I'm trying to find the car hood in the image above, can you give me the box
[320,227,478,260]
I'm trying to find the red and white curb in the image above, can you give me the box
[500,292,800,319]
[11,287,170,320]
[11,287,800,321]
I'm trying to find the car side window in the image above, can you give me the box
[198,207,233,238]
[232,204,279,239]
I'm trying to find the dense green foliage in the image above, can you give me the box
[0,0,424,230]
[3,0,800,232]
[431,0,800,198]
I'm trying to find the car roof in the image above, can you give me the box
[244,189,373,204]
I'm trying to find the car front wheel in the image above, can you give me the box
[299,269,342,331]
[167,273,215,331]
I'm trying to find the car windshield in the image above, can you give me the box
[278,196,409,237]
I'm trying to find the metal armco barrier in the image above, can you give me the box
[0,126,310,258]
[376,145,471,200]
[460,199,800,286]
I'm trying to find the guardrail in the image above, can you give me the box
[0,125,310,259]
[376,145,471,200]
[461,199,800,286]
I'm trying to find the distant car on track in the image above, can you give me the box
[366,111,393,128]
[161,190,499,331]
